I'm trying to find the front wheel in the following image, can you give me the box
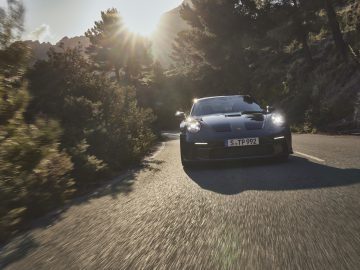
[181,158,193,168]
[180,137,193,168]
[277,153,289,162]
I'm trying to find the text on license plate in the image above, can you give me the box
[226,138,259,147]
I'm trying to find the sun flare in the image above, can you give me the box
[122,15,159,36]
[118,0,183,36]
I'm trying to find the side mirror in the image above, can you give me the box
[266,106,275,113]
[175,111,186,119]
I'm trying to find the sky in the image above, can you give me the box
[0,0,183,43]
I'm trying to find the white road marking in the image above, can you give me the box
[151,142,166,159]
[294,151,325,163]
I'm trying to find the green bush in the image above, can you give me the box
[88,86,156,169]
[0,2,157,243]
[27,48,156,179]
[0,80,74,242]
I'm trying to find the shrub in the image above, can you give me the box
[27,48,156,178]
[0,80,74,242]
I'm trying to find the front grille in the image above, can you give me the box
[209,145,274,159]
[191,136,287,160]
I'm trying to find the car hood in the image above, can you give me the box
[195,113,266,132]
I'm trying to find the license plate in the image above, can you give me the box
[226,138,259,147]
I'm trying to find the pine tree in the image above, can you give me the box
[0,0,74,242]
[324,0,348,60]
[85,9,153,84]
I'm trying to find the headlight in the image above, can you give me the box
[271,113,285,126]
[186,118,201,133]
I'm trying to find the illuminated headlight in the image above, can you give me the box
[186,119,201,133]
[271,113,285,126]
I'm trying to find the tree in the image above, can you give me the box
[324,0,348,60]
[0,0,24,49]
[27,47,155,173]
[85,9,153,84]
[0,0,74,242]
[172,0,257,96]
[291,0,314,65]
[258,0,322,66]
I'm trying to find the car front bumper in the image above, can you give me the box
[181,133,292,162]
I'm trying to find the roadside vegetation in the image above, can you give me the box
[161,0,360,133]
[0,2,157,243]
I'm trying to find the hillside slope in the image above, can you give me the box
[24,0,189,67]
[25,36,90,65]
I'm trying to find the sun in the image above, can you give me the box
[117,0,184,36]
[119,1,166,36]
[122,15,159,36]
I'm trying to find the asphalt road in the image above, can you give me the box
[1,134,359,270]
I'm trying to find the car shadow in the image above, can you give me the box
[184,156,360,195]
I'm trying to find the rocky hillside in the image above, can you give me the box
[25,36,90,65]
[24,0,189,67]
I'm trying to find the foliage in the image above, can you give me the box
[0,0,75,242]
[85,8,153,84]
[27,47,156,182]
[1,2,156,243]
[168,0,360,131]
[0,0,24,48]
[0,58,74,243]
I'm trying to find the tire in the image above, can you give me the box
[277,153,289,162]
[180,137,193,168]
[181,158,193,168]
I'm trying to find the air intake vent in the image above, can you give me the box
[225,114,242,117]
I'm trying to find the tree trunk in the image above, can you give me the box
[114,65,120,83]
[293,0,313,66]
[324,0,348,60]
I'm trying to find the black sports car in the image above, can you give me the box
[176,95,293,167]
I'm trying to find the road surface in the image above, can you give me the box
[1,134,359,270]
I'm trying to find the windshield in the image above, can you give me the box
[191,96,262,116]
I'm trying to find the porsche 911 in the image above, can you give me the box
[176,95,293,167]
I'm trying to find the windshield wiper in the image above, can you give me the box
[241,111,264,115]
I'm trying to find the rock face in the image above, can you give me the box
[24,36,90,65]
[56,36,91,50]
[25,1,190,67]
[24,40,53,63]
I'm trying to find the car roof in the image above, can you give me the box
[196,95,248,102]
